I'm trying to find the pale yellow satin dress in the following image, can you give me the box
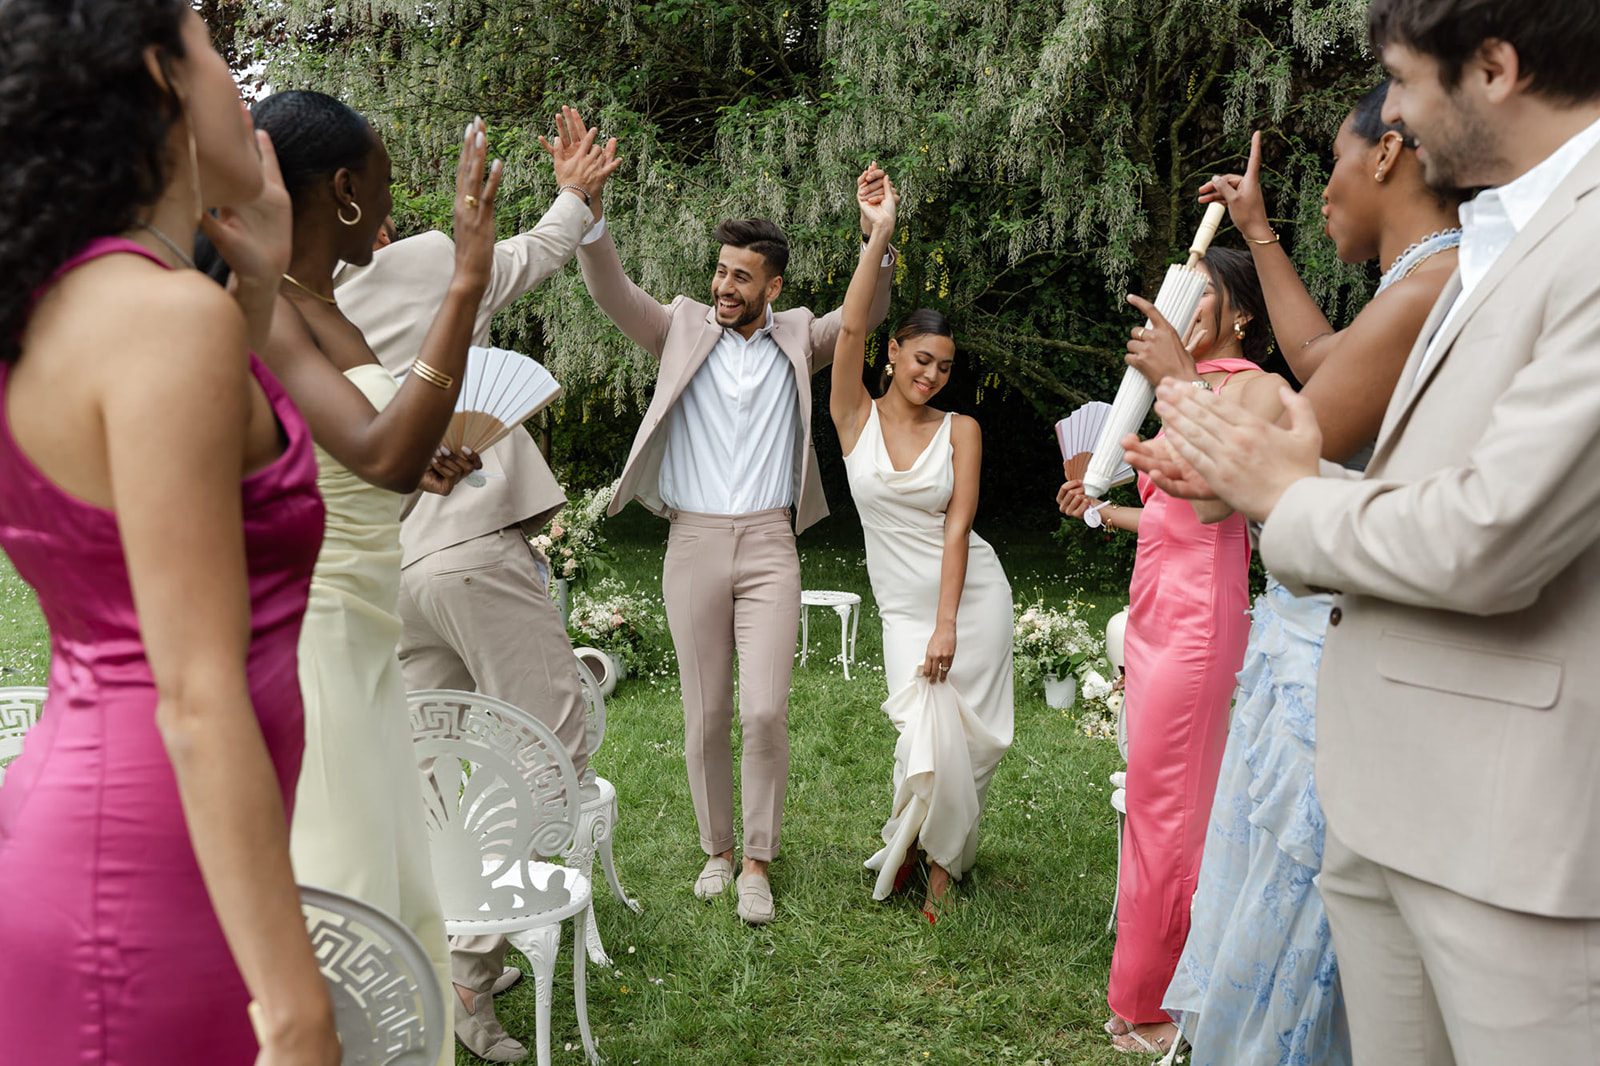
[288,364,452,1066]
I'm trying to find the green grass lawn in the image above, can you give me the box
[0,509,1143,1065]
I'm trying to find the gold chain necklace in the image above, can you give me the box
[281,272,338,306]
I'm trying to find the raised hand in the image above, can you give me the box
[202,126,292,287]
[540,105,621,206]
[1199,130,1274,244]
[857,164,898,236]
[1125,293,1206,387]
[449,117,505,294]
[857,163,888,234]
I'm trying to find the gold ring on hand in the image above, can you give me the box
[464,195,480,208]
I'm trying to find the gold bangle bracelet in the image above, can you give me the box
[1246,231,1281,245]
[411,360,454,390]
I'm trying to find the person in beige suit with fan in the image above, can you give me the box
[568,106,897,925]
[332,113,619,1063]
[1126,1,1600,1062]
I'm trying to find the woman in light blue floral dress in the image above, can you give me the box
[1156,84,1464,1065]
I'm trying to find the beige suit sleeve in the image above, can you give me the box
[475,194,594,340]
[807,245,898,374]
[1261,277,1600,615]
[575,230,674,360]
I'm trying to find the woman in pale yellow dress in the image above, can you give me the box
[244,92,501,1066]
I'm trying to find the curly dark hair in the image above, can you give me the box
[0,0,191,363]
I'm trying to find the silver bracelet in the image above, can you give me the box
[557,184,592,206]
[1189,379,1214,392]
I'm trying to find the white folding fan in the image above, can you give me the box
[438,345,562,455]
[1056,401,1135,527]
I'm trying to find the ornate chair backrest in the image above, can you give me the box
[299,885,445,1066]
[0,686,47,785]
[408,689,582,923]
[573,654,607,760]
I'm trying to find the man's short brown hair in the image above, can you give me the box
[1368,0,1600,104]
[713,218,789,277]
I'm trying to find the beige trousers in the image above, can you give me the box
[1320,824,1600,1065]
[396,526,591,995]
[663,508,800,862]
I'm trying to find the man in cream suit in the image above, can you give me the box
[334,125,618,1063]
[572,113,894,924]
[1131,2,1600,1061]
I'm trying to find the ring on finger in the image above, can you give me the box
[464,195,480,209]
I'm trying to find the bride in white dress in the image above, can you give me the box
[833,171,1015,920]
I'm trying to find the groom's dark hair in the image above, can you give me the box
[714,218,789,277]
[1368,0,1600,103]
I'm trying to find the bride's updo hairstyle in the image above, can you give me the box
[879,308,954,395]
[0,0,190,362]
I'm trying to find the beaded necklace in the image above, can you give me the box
[1376,228,1462,295]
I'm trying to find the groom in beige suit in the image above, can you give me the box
[574,118,894,924]
[334,125,618,1062]
[1133,3,1600,1062]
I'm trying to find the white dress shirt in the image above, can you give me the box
[1413,115,1600,390]
[657,306,801,514]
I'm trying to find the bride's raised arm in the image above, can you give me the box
[831,168,900,453]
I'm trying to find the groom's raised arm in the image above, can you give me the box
[576,228,675,361]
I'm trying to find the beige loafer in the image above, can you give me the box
[694,856,735,900]
[736,871,775,925]
[490,965,522,996]
[454,990,528,1063]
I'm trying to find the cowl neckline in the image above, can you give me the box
[866,401,953,493]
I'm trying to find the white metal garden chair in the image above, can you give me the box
[566,654,640,967]
[295,885,446,1066]
[407,689,598,1066]
[0,685,47,786]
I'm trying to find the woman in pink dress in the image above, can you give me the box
[1060,247,1286,1054]
[0,4,339,1064]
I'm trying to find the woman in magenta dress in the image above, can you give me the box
[0,4,339,1064]
[1060,248,1286,1054]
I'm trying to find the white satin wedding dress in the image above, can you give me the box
[845,403,1015,899]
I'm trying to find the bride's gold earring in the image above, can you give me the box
[886,361,895,378]
[339,201,363,227]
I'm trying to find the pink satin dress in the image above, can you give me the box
[0,239,326,1063]
[1108,358,1255,1024]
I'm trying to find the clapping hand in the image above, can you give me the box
[540,106,621,216]
[1148,378,1320,522]
[857,163,898,237]
[1199,131,1275,245]
[1125,294,1208,387]
[1120,433,1217,500]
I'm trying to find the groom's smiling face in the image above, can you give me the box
[711,245,783,331]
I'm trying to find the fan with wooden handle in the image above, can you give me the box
[434,346,562,456]
[1081,201,1227,499]
[1056,401,1135,485]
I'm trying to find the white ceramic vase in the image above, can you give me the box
[1043,673,1077,710]
[573,646,622,698]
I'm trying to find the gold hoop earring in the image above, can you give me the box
[338,201,363,227]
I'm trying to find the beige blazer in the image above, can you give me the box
[333,194,593,564]
[1260,143,1600,917]
[577,232,896,533]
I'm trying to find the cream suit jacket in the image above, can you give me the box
[577,232,896,533]
[333,193,594,564]
[1259,143,1600,917]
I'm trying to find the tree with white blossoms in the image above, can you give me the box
[218,0,1380,421]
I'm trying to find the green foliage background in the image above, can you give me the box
[207,0,1383,579]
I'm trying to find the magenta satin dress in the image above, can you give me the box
[1108,358,1255,1025]
[0,239,325,1064]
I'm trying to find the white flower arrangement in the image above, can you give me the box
[566,577,674,682]
[1013,598,1123,738]
[531,477,618,588]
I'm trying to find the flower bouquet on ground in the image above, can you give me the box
[531,477,618,590]
[566,578,675,685]
[1012,599,1120,736]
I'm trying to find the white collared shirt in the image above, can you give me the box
[1413,115,1600,389]
[657,305,801,515]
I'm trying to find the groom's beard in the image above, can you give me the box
[716,299,765,330]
